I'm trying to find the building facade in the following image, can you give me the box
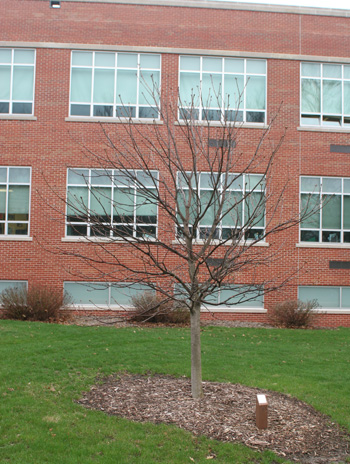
[1,0,350,326]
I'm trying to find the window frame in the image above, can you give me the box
[300,62,350,128]
[298,285,350,312]
[300,175,350,244]
[0,48,36,116]
[177,171,265,241]
[69,51,161,120]
[178,55,267,124]
[64,281,155,308]
[0,166,31,237]
[66,168,159,239]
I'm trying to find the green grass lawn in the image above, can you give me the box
[0,320,349,463]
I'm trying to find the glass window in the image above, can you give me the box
[66,168,158,239]
[179,56,266,124]
[0,167,31,236]
[0,49,35,115]
[0,280,27,295]
[300,176,350,244]
[299,286,350,310]
[70,51,161,119]
[64,281,154,307]
[301,62,350,127]
[177,172,265,241]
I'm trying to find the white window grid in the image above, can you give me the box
[298,286,350,310]
[178,56,267,124]
[66,168,159,239]
[69,51,161,119]
[300,62,350,127]
[177,172,265,241]
[300,176,350,244]
[0,166,31,236]
[0,49,35,116]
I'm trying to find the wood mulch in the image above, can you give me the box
[78,373,350,463]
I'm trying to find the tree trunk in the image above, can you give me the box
[190,302,203,398]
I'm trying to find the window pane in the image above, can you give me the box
[0,50,11,63]
[9,167,30,183]
[65,282,109,305]
[95,52,115,67]
[344,82,350,115]
[12,66,34,100]
[341,288,350,308]
[117,53,138,68]
[180,56,200,71]
[246,60,266,74]
[72,51,92,66]
[301,79,320,113]
[222,191,242,227]
[93,69,114,103]
[90,187,112,218]
[67,187,89,218]
[200,190,218,225]
[0,66,11,100]
[0,188,6,218]
[202,73,222,108]
[8,186,29,218]
[343,196,350,229]
[301,63,320,77]
[110,283,153,305]
[114,187,134,221]
[246,76,265,109]
[179,73,200,106]
[323,64,341,78]
[136,190,157,223]
[299,286,339,308]
[14,50,34,64]
[68,169,89,185]
[246,174,264,191]
[322,194,341,229]
[301,177,320,192]
[140,54,160,69]
[245,191,264,228]
[0,281,26,293]
[91,170,112,186]
[139,70,159,106]
[224,74,244,109]
[202,57,222,72]
[225,58,244,73]
[323,80,341,114]
[301,194,320,228]
[322,177,341,193]
[71,68,92,102]
[116,69,137,105]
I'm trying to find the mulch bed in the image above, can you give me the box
[78,373,350,463]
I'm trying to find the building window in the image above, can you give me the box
[0,49,35,115]
[177,172,265,241]
[0,280,27,295]
[179,56,266,123]
[301,62,350,127]
[64,282,154,307]
[300,176,350,243]
[299,286,350,310]
[0,167,31,236]
[70,51,160,119]
[66,168,158,239]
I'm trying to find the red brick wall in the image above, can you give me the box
[1,0,350,326]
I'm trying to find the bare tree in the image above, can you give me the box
[55,82,312,399]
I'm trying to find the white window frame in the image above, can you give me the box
[0,166,31,237]
[178,56,267,124]
[66,168,158,239]
[300,175,350,244]
[0,49,36,116]
[298,285,350,313]
[64,281,155,309]
[300,62,350,128]
[69,51,161,120]
[177,172,265,241]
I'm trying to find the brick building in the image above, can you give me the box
[1,0,350,326]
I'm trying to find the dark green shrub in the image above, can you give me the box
[130,292,189,324]
[269,299,318,328]
[0,285,70,322]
